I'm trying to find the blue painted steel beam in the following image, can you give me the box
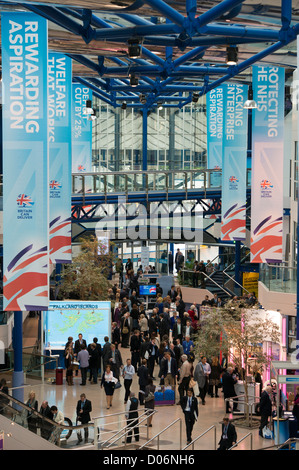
[195,0,246,28]
[74,76,115,106]
[142,0,186,27]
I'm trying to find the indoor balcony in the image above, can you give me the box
[258,264,297,317]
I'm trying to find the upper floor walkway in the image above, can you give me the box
[71,168,252,206]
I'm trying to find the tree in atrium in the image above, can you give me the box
[193,298,280,428]
[58,235,115,301]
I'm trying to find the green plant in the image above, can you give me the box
[59,235,116,301]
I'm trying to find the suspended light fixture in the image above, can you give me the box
[88,108,97,121]
[84,99,93,115]
[192,91,199,103]
[226,46,238,66]
[129,73,139,87]
[244,84,257,109]
[139,93,147,104]
[128,38,141,59]
[157,101,163,110]
[121,102,127,110]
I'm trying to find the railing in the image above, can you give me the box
[228,432,253,450]
[99,409,156,449]
[138,417,183,450]
[179,269,233,297]
[256,437,299,451]
[181,425,217,451]
[72,168,252,199]
[225,395,261,428]
[5,349,59,381]
[259,263,297,294]
[0,390,92,448]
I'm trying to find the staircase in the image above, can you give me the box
[204,270,234,301]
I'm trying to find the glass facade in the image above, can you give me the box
[92,95,207,172]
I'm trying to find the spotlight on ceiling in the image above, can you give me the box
[226,46,238,66]
[129,74,139,87]
[157,101,163,110]
[88,108,97,121]
[121,102,127,110]
[128,38,141,59]
[192,92,199,103]
[84,99,93,115]
[243,84,257,109]
[139,93,147,104]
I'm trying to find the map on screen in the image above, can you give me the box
[45,301,111,349]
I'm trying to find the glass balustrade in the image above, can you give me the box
[0,390,93,448]
[259,264,297,293]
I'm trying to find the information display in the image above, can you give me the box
[139,285,156,296]
[45,301,111,349]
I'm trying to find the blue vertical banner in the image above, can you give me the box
[48,52,72,266]
[1,12,49,311]
[206,85,225,170]
[72,83,92,173]
[221,83,248,241]
[251,66,284,263]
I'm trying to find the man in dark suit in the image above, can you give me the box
[259,385,273,437]
[76,393,92,444]
[74,333,87,376]
[217,417,237,450]
[147,338,159,379]
[137,358,149,405]
[167,285,177,302]
[161,351,178,386]
[175,249,184,273]
[107,344,123,381]
[221,367,238,413]
[148,313,158,337]
[130,330,142,370]
[180,388,198,444]
[125,392,140,443]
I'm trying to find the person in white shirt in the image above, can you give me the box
[122,359,135,404]
[49,406,64,444]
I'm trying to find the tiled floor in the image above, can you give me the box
[13,344,274,451]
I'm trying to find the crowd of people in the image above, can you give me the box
[0,258,277,449]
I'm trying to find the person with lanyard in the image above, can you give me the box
[194,356,211,405]
[76,393,92,444]
[217,417,237,450]
[180,388,198,445]
[122,358,135,404]
[125,392,140,444]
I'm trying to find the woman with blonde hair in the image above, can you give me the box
[139,313,149,336]
[101,364,117,409]
[25,390,38,433]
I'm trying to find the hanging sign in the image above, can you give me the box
[71,83,92,173]
[221,83,248,241]
[251,66,284,263]
[2,12,49,311]
[48,52,72,266]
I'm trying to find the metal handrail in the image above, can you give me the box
[222,251,250,274]
[180,268,232,297]
[228,432,253,450]
[181,425,217,451]
[222,270,251,295]
[100,409,156,449]
[138,417,182,450]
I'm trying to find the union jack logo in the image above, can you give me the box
[229,176,238,183]
[260,179,273,189]
[17,194,34,207]
[49,180,62,190]
[78,165,85,172]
